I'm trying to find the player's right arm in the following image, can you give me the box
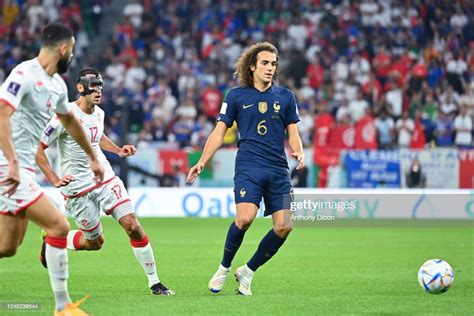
[0,67,30,196]
[187,91,237,184]
[56,112,104,183]
[0,101,19,196]
[186,121,228,184]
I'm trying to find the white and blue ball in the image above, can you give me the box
[418,259,454,294]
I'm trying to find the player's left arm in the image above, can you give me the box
[36,116,74,187]
[285,91,305,170]
[99,135,136,157]
[287,123,305,170]
[35,143,74,188]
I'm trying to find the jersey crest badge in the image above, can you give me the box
[272,101,281,119]
[80,218,90,227]
[273,101,280,113]
[258,102,267,114]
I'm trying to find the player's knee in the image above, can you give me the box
[274,223,293,238]
[45,218,70,237]
[84,237,104,250]
[0,245,17,258]
[235,217,254,230]
[130,222,142,235]
[123,220,143,238]
[57,220,70,236]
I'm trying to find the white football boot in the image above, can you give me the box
[208,264,231,293]
[234,265,254,296]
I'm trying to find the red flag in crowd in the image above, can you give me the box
[355,116,377,149]
[328,124,355,149]
[410,120,426,149]
[313,113,334,149]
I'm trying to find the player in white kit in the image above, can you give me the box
[0,24,104,316]
[36,67,175,296]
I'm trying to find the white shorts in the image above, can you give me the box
[65,177,133,239]
[0,166,44,215]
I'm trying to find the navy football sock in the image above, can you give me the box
[221,222,246,268]
[247,229,286,272]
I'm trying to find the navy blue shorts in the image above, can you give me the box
[234,169,293,216]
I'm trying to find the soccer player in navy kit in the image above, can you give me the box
[187,42,305,295]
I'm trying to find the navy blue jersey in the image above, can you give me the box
[217,85,300,172]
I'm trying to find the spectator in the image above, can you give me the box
[396,111,415,148]
[372,46,392,84]
[446,53,468,94]
[406,159,427,188]
[306,55,325,91]
[410,110,426,149]
[375,110,395,149]
[298,107,314,147]
[421,91,438,121]
[439,85,460,114]
[3,0,473,153]
[385,78,404,118]
[359,0,379,27]
[105,56,126,89]
[459,83,474,117]
[123,0,144,29]
[362,73,382,108]
[427,58,444,89]
[454,103,472,149]
[3,0,20,26]
[169,116,194,148]
[151,117,168,142]
[434,110,455,147]
[200,82,222,119]
[348,89,370,123]
[441,94,459,119]
[349,52,371,85]
[26,0,46,33]
[344,75,359,102]
[124,58,146,92]
[336,100,351,123]
[291,165,308,188]
[175,95,198,121]
[191,115,214,148]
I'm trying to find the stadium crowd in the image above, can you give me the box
[0,0,105,82]
[1,0,474,150]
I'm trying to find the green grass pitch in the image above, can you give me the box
[1,218,473,315]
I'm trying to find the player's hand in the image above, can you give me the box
[186,162,205,184]
[118,145,136,157]
[0,162,20,196]
[53,175,75,188]
[89,158,104,184]
[291,151,305,170]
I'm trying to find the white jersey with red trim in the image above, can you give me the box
[40,102,115,197]
[0,58,70,170]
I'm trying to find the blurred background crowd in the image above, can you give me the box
[1,0,473,151]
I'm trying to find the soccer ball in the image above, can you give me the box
[418,259,454,294]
